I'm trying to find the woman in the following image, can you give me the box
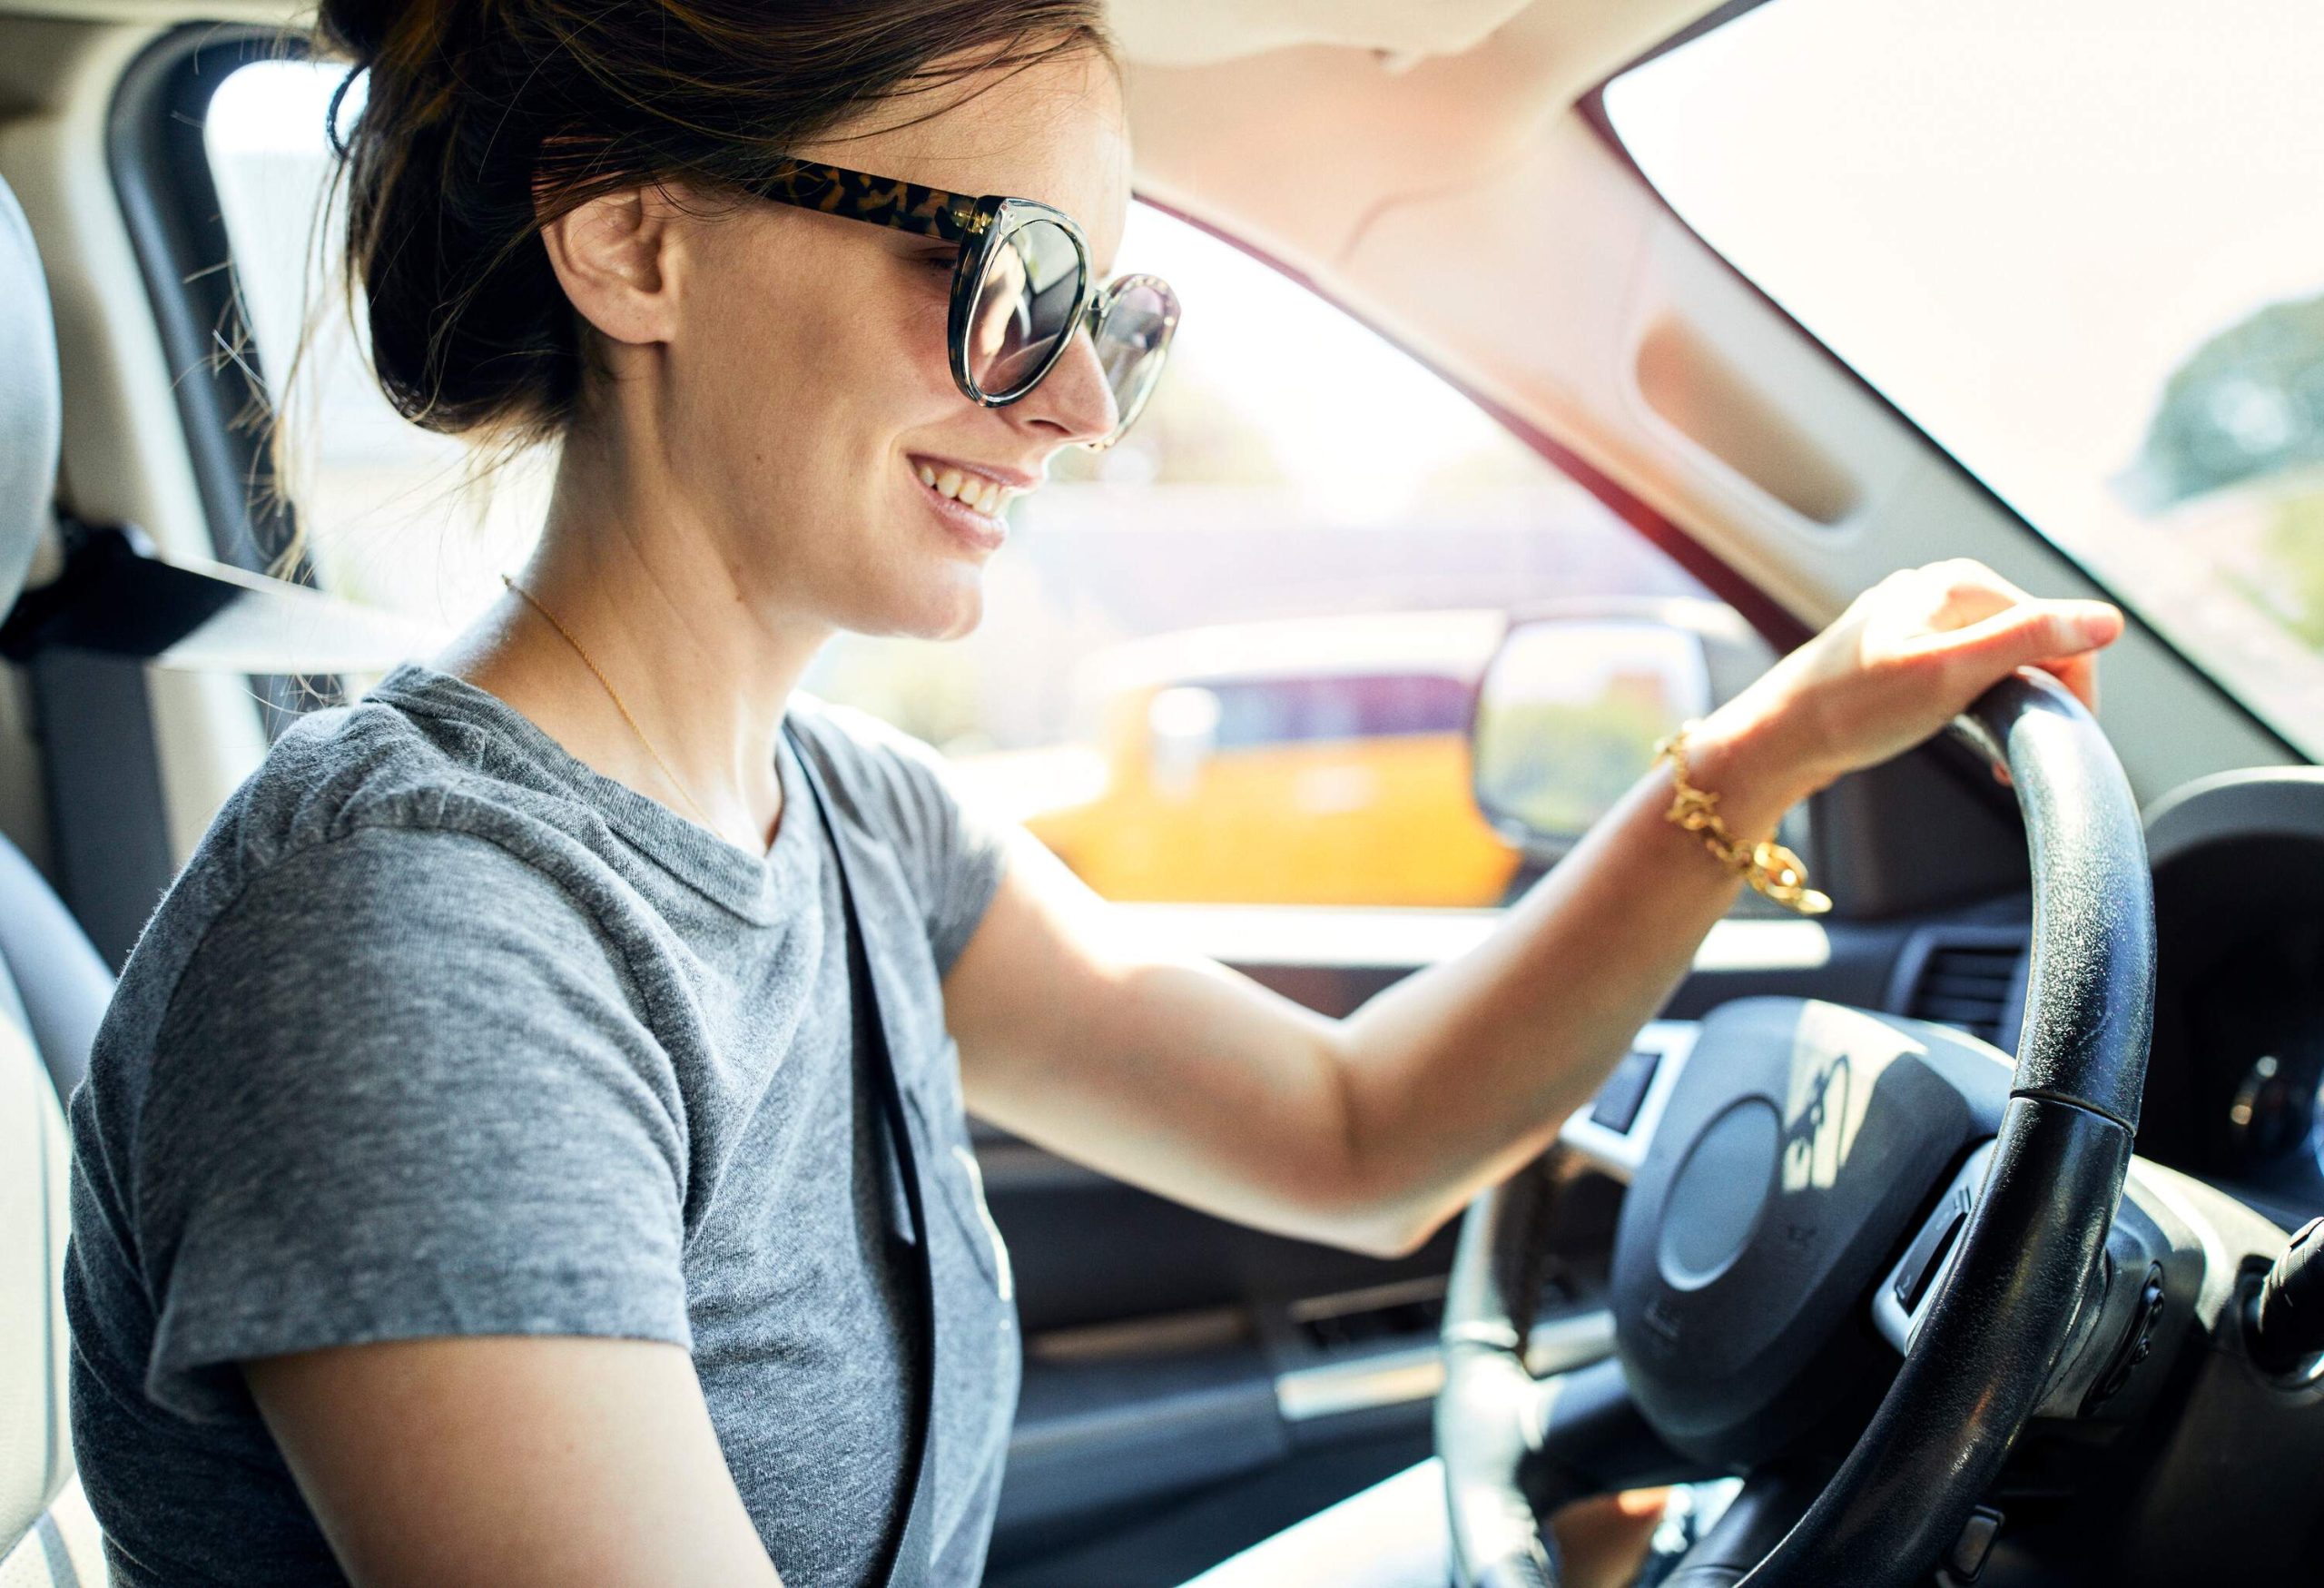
[62,2,2122,1585]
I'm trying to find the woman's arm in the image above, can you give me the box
[947,561,2123,1257]
[245,1337,783,1588]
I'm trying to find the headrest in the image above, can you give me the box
[0,173,61,618]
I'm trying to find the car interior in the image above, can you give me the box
[5,1,2324,1584]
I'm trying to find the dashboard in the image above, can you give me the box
[2138,767,2324,1224]
[1557,768,2324,1233]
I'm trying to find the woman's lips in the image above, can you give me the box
[912,458,1012,515]
[909,458,1009,552]
[906,453,1039,553]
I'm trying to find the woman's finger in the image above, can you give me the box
[2030,646,2102,715]
[1907,597,2122,681]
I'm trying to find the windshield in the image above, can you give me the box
[1604,0,2324,759]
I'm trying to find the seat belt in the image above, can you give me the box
[0,516,435,674]
[784,719,939,1588]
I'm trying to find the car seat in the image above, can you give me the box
[0,165,120,1586]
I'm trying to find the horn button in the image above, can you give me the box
[1659,1099,1783,1288]
[1611,998,2006,1468]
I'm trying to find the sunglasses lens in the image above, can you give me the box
[964,217,1084,399]
[1092,279,1178,440]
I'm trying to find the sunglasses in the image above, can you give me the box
[753,161,1180,449]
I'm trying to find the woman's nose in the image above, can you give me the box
[1014,324,1118,446]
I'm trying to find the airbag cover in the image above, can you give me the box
[1612,998,2001,1467]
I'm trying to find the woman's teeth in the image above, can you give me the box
[916,462,1007,517]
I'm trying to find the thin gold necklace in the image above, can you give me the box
[498,573,718,831]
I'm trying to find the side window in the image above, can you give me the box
[206,59,1731,912]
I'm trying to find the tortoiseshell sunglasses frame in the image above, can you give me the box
[753,160,1178,447]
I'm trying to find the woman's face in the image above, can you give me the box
[632,47,1130,646]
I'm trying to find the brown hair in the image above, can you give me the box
[314,0,1111,448]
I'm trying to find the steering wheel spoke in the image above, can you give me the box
[1440,1349,1708,1588]
[1656,1466,1830,1588]
[1523,1357,1704,1512]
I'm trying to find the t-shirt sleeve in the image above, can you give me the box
[807,704,1014,980]
[134,825,691,1423]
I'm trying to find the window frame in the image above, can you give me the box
[109,22,340,733]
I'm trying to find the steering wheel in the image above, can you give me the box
[1437,670,2155,1588]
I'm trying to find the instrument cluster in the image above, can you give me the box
[2139,771,2324,1215]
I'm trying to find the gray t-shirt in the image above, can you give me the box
[64,661,1020,1587]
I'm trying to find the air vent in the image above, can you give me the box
[1896,931,2027,1050]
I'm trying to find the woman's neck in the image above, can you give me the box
[436,455,831,857]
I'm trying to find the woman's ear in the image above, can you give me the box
[537,186,683,347]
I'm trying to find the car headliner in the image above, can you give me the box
[0,0,1674,65]
[0,0,1724,224]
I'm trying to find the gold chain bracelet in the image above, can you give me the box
[1651,721,1832,916]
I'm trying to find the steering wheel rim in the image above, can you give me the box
[1439,668,2156,1588]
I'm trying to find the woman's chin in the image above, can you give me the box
[926,594,985,643]
[845,500,993,640]
[886,566,986,642]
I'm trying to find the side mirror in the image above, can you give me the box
[1470,599,1769,857]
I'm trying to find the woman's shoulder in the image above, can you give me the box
[196,660,672,902]
[214,667,582,873]
[108,676,628,1046]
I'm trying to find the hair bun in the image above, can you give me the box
[315,0,401,64]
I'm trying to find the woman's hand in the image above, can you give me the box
[1550,1487,1670,1588]
[1706,558,2125,804]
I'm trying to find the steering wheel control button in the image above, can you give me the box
[1945,1505,2004,1583]
[1561,1020,1699,1180]
[1872,1140,1997,1356]
[1658,1099,1780,1288]
[2085,1262,2167,1413]
[1892,1188,1974,1314]
[1589,1047,1660,1134]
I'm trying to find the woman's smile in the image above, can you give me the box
[907,451,1037,552]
